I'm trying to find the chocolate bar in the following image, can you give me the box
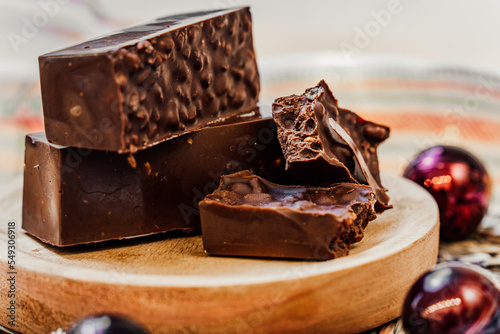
[22,118,292,246]
[200,171,377,260]
[272,80,391,212]
[39,7,259,153]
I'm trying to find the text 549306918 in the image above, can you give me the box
[6,221,16,327]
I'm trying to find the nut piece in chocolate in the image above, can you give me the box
[39,7,259,153]
[199,171,377,260]
[272,80,391,212]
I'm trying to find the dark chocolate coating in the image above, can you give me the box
[22,118,293,247]
[200,171,377,260]
[272,80,391,212]
[39,7,259,153]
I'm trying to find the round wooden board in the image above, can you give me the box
[0,174,439,334]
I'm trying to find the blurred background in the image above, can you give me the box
[2,0,500,184]
[3,0,500,79]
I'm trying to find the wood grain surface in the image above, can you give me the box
[0,174,439,334]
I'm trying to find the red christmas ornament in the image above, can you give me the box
[402,262,500,334]
[403,145,491,241]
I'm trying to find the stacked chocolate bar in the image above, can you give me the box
[23,7,274,246]
[23,6,391,260]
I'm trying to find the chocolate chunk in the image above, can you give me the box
[199,171,377,260]
[39,7,259,153]
[22,118,292,246]
[272,80,391,212]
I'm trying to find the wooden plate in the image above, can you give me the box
[0,173,438,334]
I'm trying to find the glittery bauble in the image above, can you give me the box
[402,262,500,334]
[67,315,147,334]
[403,145,491,241]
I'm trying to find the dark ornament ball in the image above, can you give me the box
[403,145,491,241]
[402,262,500,334]
[67,314,147,334]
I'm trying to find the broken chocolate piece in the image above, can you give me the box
[39,7,259,153]
[199,171,377,260]
[22,118,292,246]
[272,80,391,212]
